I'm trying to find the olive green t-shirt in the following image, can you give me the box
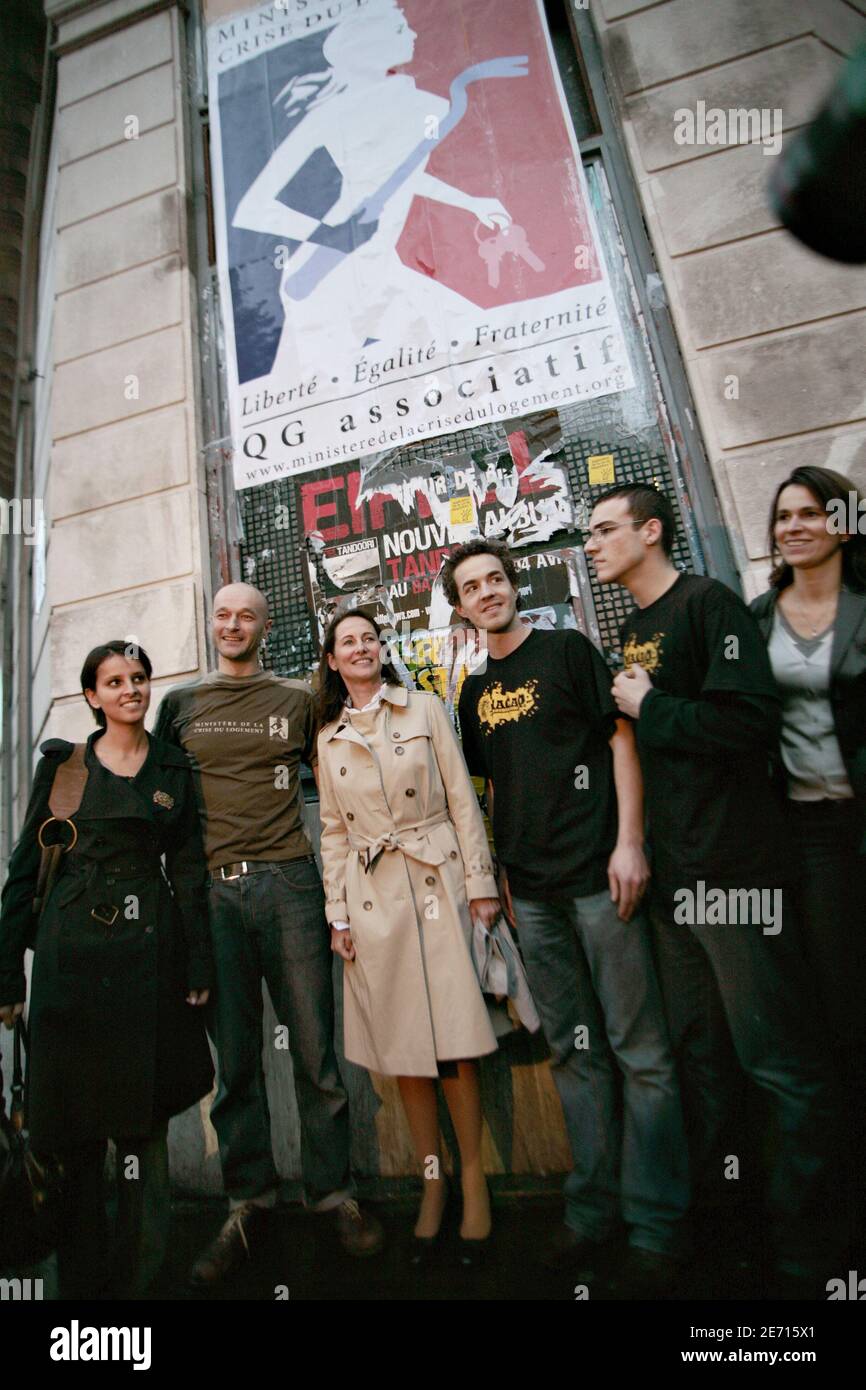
[154,670,317,870]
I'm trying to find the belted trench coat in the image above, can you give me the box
[317,686,499,1077]
[0,732,214,1149]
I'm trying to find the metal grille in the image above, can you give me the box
[238,477,317,677]
[558,397,699,667]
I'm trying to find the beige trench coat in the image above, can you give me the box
[317,685,499,1077]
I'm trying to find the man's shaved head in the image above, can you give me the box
[211,583,272,674]
[212,582,269,621]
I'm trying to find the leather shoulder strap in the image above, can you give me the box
[48,743,88,820]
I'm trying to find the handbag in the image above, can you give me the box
[34,743,88,919]
[471,913,541,1035]
[0,745,87,1267]
[0,1018,65,1267]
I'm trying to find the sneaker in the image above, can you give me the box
[540,1226,609,1278]
[605,1247,681,1299]
[328,1199,385,1258]
[189,1203,269,1288]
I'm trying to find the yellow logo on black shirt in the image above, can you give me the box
[622,632,663,674]
[478,680,539,730]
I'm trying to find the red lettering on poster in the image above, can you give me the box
[346,469,366,536]
[301,477,348,542]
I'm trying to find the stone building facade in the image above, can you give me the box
[594,0,866,593]
[2,0,865,1191]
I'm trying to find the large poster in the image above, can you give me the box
[296,411,581,628]
[207,0,634,488]
[294,422,600,714]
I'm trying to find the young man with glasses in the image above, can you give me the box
[445,539,689,1296]
[586,482,837,1295]
[155,582,383,1287]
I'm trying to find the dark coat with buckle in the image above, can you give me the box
[0,731,214,1148]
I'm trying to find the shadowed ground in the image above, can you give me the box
[133,1185,863,1302]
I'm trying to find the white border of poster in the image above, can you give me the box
[207,0,635,489]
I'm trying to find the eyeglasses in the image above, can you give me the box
[584,520,644,544]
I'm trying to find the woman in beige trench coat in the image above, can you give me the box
[316,610,501,1258]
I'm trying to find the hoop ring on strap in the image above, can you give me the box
[37,816,78,852]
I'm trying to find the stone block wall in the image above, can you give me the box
[592,0,866,594]
[40,0,209,751]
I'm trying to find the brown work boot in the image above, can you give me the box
[327,1198,385,1258]
[189,1203,269,1288]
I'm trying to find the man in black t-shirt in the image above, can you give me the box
[587,483,836,1292]
[446,540,689,1297]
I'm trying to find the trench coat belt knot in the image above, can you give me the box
[348,811,451,874]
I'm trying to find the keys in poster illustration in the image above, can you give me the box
[475,223,546,288]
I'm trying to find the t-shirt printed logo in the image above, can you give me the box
[477,680,539,730]
[622,632,664,674]
[269,716,289,739]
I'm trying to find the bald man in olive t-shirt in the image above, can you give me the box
[159,667,317,870]
[155,583,382,1286]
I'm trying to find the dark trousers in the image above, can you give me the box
[786,799,866,1061]
[787,798,866,1245]
[207,858,351,1206]
[56,1123,169,1299]
[650,886,838,1274]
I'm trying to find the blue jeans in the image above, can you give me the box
[207,858,351,1206]
[511,888,689,1256]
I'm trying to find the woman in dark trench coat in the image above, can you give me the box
[0,640,214,1298]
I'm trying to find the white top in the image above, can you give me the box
[344,683,387,715]
[768,610,853,801]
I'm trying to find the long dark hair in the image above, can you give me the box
[80,640,153,729]
[766,465,866,591]
[315,609,401,731]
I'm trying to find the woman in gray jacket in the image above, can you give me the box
[750,465,866,1250]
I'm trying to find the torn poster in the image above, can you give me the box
[297,420,577,638]
[207,0,635,488]
[299,435,601,710]
[357,412,573,552]
[302,544,600,717]
[306,536,382,598]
